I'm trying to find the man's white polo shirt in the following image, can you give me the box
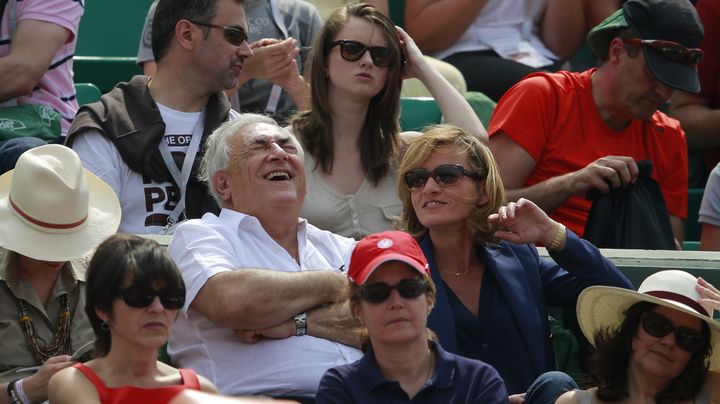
[167,209,361,396]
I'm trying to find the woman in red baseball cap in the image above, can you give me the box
[317,230,508,403]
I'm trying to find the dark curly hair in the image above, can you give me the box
[587,301,711,403]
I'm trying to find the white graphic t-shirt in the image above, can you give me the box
[72,103,207,234]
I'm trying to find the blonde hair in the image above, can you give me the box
[396,125,506,244]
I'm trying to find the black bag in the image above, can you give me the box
[583,160,676,249]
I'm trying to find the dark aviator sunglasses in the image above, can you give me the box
[641,311,706,353]
[330,40,394,67]
[404,164,483,189]
[117,287,186,310]
[360,278,429,303]
[622,38,704,66]
[188,20,248,46]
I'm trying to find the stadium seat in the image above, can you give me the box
[74,82,101,106]
[74,0,151,93]
[399,97,442,132]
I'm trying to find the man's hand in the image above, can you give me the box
[241,38,301,85]
[567,156,639,196]
[234,319,295,344]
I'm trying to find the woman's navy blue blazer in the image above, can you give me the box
[422,230,633,379]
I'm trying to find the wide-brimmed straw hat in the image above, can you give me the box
[577,270,720,370]
[0,144,120,261]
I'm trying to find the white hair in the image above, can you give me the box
[200,113,304,206]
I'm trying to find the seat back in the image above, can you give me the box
[399,97,442,132]
[74,0,151,92]
[74,83,101,106]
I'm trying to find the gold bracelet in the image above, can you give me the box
[547,223,567,252]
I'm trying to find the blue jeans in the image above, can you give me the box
[525,371,578,404]
[0,137,47,175]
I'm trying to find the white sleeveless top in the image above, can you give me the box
[300,153,403,240]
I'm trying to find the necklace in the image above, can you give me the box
[438,266,471,277]
[17,294,72,364]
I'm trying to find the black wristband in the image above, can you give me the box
[6,379,20,404]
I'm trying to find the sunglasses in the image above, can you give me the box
[404,164,483,189]
[641,311,706,353]
[330,40,393,67]
[188,20,248,46]
[622,38,704,66]
[117,287,186,310]
[360,278,429,303]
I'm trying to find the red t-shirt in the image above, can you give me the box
[695,0,720,170]
[489,69,688,236]
[74,363,201,404]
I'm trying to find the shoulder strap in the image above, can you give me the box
[178,368,201,390]
[73,363,110,397]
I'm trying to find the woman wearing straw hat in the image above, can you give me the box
[0,144,120,403]
[317,231,508,403]
[556,270,720,403]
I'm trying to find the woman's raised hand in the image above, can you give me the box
[488,198,559,246]
[395,26,425,80]
[697,277,720,317]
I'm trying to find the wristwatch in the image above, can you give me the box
[294,312,307,336]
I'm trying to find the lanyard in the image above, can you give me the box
[264,0,295,114]
[159,111,205,233]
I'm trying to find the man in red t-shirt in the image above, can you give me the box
[488,0,702,242]
[669,0,720,186]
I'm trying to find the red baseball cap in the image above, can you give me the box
[348,231,429,285]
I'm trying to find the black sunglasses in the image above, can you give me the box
[330,40,393,67]
[622,38,704,66]
[641,311,706,353]
[404,164,483,189]
[188,20,248,46]
[360,278,429,303]
[117,287,186,310]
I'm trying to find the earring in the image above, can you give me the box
[101,321,109,331]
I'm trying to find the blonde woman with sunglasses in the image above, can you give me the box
[292,3,484,240]
[396,124,633,404]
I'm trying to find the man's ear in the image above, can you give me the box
[175,20,197,51]
[607,37,626,64]
[213,171,232,202]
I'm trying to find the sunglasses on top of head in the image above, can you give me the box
[622,38,704,66]
[187,20,248,46]
[404,164,483,189]
[360,278,429,303]
[329,40,394,67]
[117,286,186,310]
[640,311,706,353]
